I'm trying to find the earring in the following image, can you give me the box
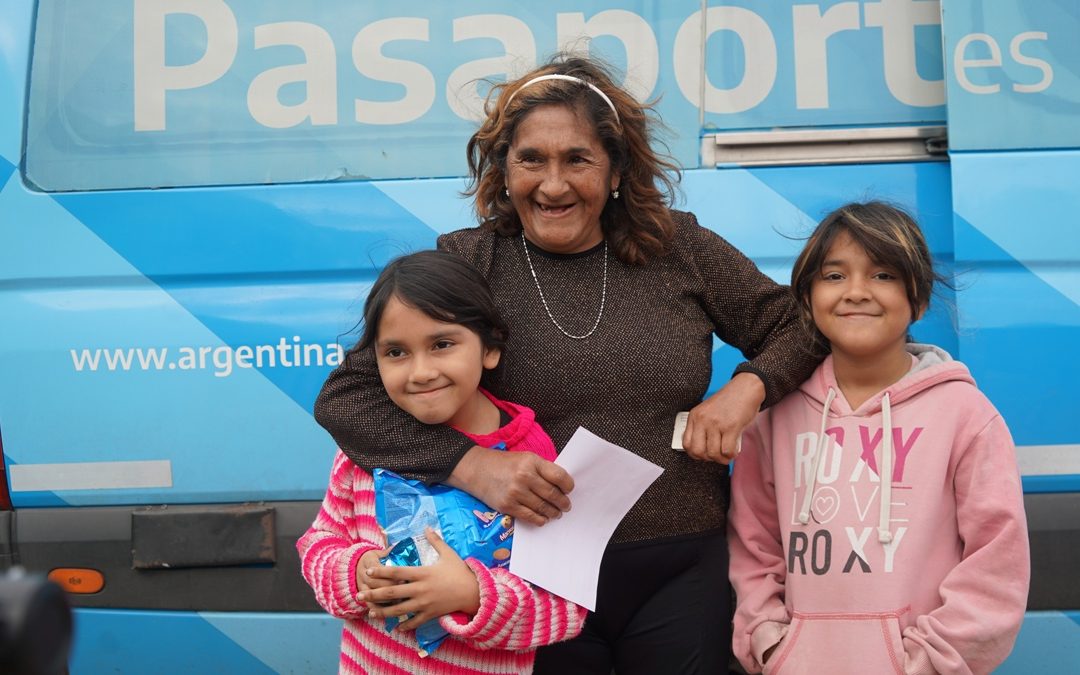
[612,189,620,200]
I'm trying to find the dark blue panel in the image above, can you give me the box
[0,155,14,186]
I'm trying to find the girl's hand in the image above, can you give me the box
[356,547,395,602]
[360,528,480,631]
[683,372,765,464]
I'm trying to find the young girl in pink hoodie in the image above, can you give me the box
[729,202,1029,675]
[298,251,585,674]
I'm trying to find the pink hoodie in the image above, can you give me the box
[729,344,1029,675]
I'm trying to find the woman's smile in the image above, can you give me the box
[537,202,574,216]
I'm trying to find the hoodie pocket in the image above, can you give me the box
[764,609,907,675]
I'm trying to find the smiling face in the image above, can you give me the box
[374,295,501,434]
[505,104,619,254]
[810,230,924,367]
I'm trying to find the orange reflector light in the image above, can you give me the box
[48,568,104,594]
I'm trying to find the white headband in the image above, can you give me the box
[503,74,620,125]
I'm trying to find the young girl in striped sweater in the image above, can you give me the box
[298,250,585,674]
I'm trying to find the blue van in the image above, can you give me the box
[0,1,1076,672]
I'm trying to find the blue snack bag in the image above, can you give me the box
[379,536,448,656]
[373,451,515,657]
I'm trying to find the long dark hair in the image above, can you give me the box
[358,250,508,352]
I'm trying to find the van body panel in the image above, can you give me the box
[68,609,341,674]
[1,0,1076,672]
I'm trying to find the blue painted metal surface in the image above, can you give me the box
[24,0,947,190]
[942,0,1080,151]
[997,611,1080,674]
[683,161,956,394]
[944,0,1080,491]
[69,609,342,674]
[1,0,1076,672]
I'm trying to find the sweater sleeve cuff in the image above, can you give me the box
[426,438,480,485]
[733,363,774,410]
[751,621,789,671]
[439,559,500,640]
[902,638,936,675]
[337,543,381,614]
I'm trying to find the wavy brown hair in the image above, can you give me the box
[791,201,951,350]
[464,55,681,266]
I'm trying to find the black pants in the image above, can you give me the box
[533,529,730,675]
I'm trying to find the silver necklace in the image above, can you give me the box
[520,231,607,340]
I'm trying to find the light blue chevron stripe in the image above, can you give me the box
[998,612,1080,674]
[686,163,957,355]
[952,151,1080,308]
[0,0,32,165]
[683,167,815,266]
[0,170,335,506]
[70,609,281,674]
[202,612,343,674]
[373,178,476,236]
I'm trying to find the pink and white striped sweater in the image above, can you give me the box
[298,393,586,674]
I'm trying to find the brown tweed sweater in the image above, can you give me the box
[314,210,821,544]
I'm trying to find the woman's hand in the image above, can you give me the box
[448,447,574,526]
[360,528,480,631]
[683,372,765,464]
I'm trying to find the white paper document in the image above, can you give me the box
[510,427,663,611]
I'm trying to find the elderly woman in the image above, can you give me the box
[315,56,820,674]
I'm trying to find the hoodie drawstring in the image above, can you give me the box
[878,392,894,544]
[796,387,895,545]
[798,387,836,524]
